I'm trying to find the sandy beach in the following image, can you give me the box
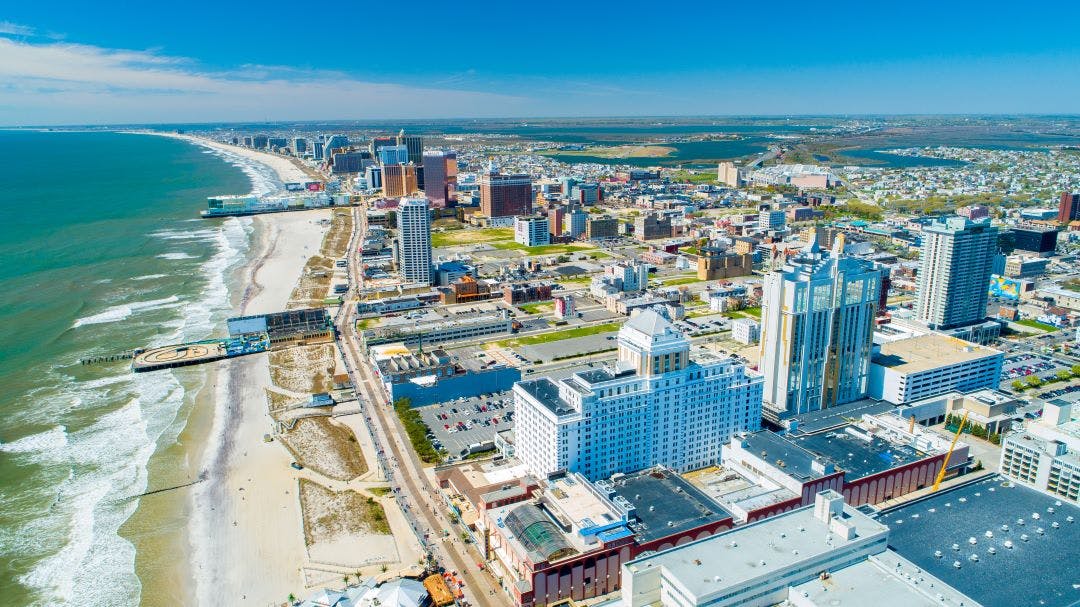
[188,209,330,605]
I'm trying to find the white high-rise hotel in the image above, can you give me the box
[514,310,763,481]
[396,197,432,285]
[759,238,882,420]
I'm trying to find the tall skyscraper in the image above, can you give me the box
[914,216,998,330]
[759,238,883,419]
[292,137,307,155]
[396,198,432,285]
[377,144,409,166]
[479,170,533,218]
[369,136,397,160]
[421,150,458,209]
[1059,191,1080,223]
[396,130,424,164]
[383,164,419,197]
[514,309,762,480]
[312,140,324,161]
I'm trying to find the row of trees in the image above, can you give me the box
[944,413,1001,445]
[1011,364,1080,392]
[393,397,445,463]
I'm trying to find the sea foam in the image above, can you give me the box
[71,296,182,329]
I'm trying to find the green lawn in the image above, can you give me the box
[431,227,513,248]
[1015,319,1059,332]
[728,306,762,319]
[518,302,552,314]
[490,241,596,255]
[555,275,593,285]
[660,276,703,287]
[496,322,623,348]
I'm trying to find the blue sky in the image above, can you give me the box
[2,0,1078,125]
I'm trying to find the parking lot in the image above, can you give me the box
[1001,353,1071,382]
[417,391,514,460]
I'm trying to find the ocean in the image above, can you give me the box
[0,131,276,605]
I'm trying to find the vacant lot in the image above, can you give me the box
[432,227,513,248]
[299,479,390,547]
[280,417,368,481]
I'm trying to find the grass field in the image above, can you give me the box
[518,302,553,314]
[432,227,513,248]
[495,322,622,348]
[728,306,762,319]
[490,241,596,255]
[1015,319,1059,332]
[659,275,702,286]
[555,275,593,285]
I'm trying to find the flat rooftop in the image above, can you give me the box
[787,398,895,435]
[516,377,576,415]
[789,556,968,607]
[792,427,928,481]
[743,431,828,481]
[872,333,1001,374]
[878,475,1080,607]
[625,499,888,603]
[607,468,732,543]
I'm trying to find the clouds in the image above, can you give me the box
[0,36,529,125]
[0,21,35,36]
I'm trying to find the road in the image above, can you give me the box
[337,204,506,607]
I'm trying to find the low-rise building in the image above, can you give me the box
[473,466,734,607]
[585,216,619,240]
[731,317,760,344]
[634,212,672,241]
[724,409,969,507]
[362,307,512,348]
[868,334,1004,404]
[620,491,889,607]
[371,344,521,407]
[999,399,1080,503]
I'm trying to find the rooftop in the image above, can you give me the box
[792,427,927,481]
[624,496,888,604]
[878,475,1080,607]
[742,431,830,481]
[872,333,1002,374]
[606,467,733,543]
[787,398,895,435]
[789,556,968,607]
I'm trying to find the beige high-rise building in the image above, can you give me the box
[717,161,743,187]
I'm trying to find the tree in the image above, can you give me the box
[1072,364,1080,377]
[1011,379,1025,391]
[1056,370,1072,382]
[344,574,351,587]
[1026,375,1042,388]
[288,594,297,605]
[381,563,389,573]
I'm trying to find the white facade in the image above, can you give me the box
[999,402,1080,503]
[731,317,760,344]
[867,335,1004,404]
[915,216,997,330]
[759,241,882,418]
[514,310,763,481]
[396,197,432,285]
[514,215,551,247]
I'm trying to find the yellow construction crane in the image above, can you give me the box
[932,411,969,492]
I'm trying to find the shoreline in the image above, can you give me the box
[121,132,331,605]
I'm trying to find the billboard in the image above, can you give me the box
[284,182,303,191]
[305,181,324,192]
[989,275,1021,300]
